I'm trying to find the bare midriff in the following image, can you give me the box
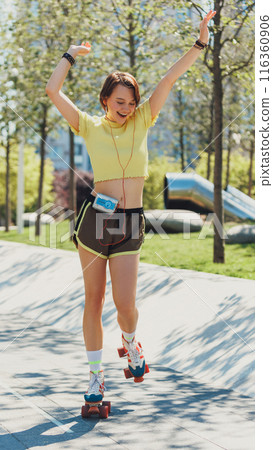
[92,176,145,209]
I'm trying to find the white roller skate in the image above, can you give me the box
[84,370,105,403]
[117,335,150,382]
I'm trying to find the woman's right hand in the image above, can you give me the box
[68,41,91,58]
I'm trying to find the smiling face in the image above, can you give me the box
[103,84,136,124]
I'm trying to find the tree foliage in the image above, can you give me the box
[194,148,255,198]
[0,0,255,256]
[143,154,180,209]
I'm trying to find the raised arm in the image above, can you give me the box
[45,42,91,132]
[149,10,216,120]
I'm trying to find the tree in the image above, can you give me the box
[160,7,216,178]
[97,0,173,80]
[189,0,254,263]
[0,143,54,223]
[5,0,103,237]
[0,98,15,231]
[173,89,187,171]
[0,38,24,231]
[241,128,255,198]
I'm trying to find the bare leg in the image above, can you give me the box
[109,253,140,333]
[78,244,107,350]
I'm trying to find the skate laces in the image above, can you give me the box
[88,371,106,394]
[126,340,142,366]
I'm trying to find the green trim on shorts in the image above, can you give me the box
[77,237,108,260]
[77,201,92,235]
[77,199,88,219]
[108,249,141,259]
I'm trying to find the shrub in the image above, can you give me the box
[143,154,180,209]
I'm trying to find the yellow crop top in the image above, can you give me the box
[69,98,159,183]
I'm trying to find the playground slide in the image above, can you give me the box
[164,173,255,221]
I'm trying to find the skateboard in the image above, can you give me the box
[117,341,150,382]
[81,400,111,419]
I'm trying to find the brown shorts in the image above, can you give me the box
[72,193,145,259]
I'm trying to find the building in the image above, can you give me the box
[46,126,92,172]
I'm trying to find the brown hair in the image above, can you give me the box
[99,71,140,111]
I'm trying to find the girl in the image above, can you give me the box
[46,10,216,403]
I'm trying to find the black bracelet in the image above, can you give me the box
[194,39,208,49]
[62,52,75,66]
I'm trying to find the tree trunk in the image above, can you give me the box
[35,105,47,237]
[179,125,185,171]
[213,0,225,263]
[248,133,254,197]
[207,95,214,180]
[175,89,185,171]
[128,0,136,74]
[5,133,11,232]
[225,127,232,189]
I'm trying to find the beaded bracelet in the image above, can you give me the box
[62,52,75,66]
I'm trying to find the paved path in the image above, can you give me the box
[0,313,254,450]
[0,241,254,449]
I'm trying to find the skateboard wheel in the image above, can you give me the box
[138,342,142,348]
[99,405,109,419]
[118,347,126,358]
[145,364,150,374]
[81,404,91,418]
[102,400,111,414]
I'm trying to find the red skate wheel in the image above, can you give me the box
[134,376,144,383]
[88,406,100,415]
[102,400,111,414]
[118,347,126,358]
[124,368,133,379]
[138,342,142,348]
[81,404,90,418]
[99,405,109,419]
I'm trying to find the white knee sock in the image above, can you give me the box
[86,349,103,374]
[122,330,136,342]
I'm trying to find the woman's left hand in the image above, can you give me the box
[199,10,216,44]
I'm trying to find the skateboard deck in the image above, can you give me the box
[117,341,150,382]
[81,400,111,419]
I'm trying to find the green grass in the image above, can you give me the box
[0,220,254,280]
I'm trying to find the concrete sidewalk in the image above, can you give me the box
[0,240,254,449]
[0,313,254,450]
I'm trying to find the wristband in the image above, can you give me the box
[62,52,75,66]
[194,39,208,49]
[198,39,208,46]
